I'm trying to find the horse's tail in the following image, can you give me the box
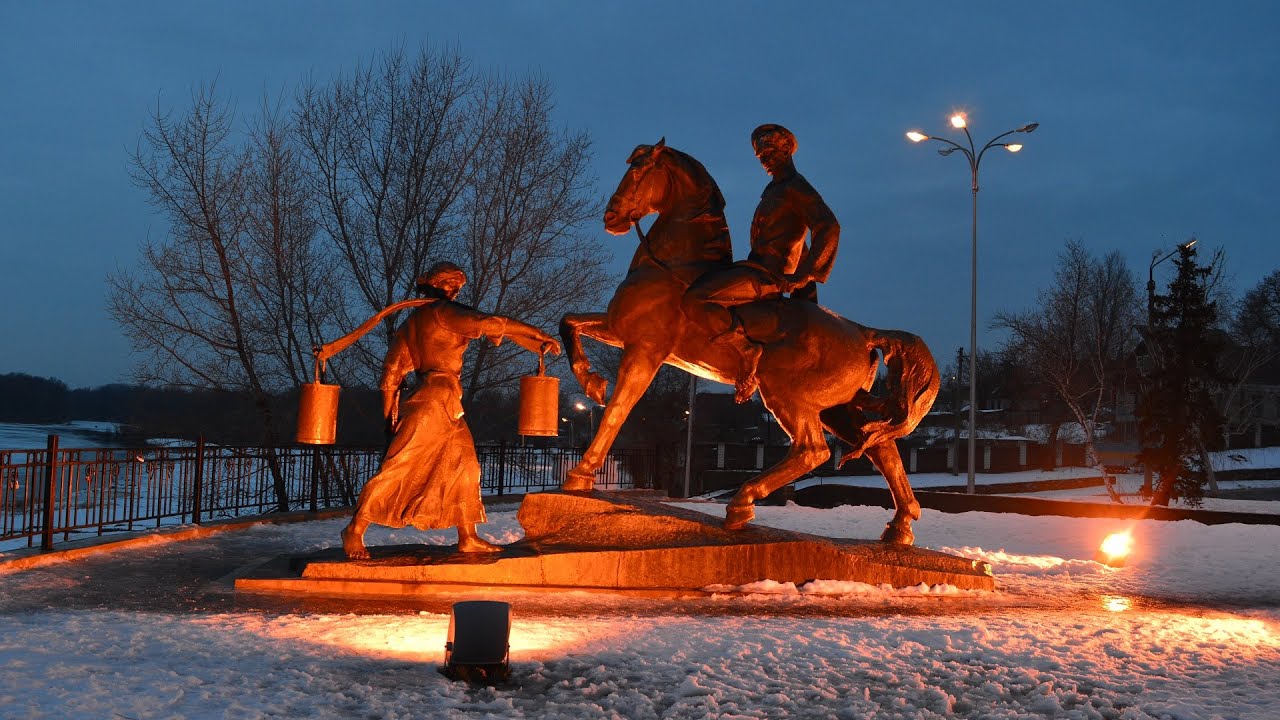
[821,329,940,466]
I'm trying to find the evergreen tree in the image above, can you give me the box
[1137,241,1224,506]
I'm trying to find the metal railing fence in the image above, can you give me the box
[476,443,659,495]
[1,436,658,551]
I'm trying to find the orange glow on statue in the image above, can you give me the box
[340,262,560,560]
[559,130,941,544]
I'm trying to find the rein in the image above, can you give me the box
[629,156,726,288]
[633,220,681,282]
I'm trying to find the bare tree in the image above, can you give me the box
[113,44,610,466]
[294,45,490,382]
[994,240,1140,467]
[108,84,331,510]
[241,95,344,388]
[1218,269,1280,446]
[459,75,610,400]
[295,46,609,396]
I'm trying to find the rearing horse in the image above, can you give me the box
[560,139,939,544]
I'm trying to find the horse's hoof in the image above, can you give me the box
[880,523,915,546]
[584,374,608,406]
[724,502,755,530]
[562,470,594,492]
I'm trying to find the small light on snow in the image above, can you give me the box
[1101,595,1131,613]
[1095,531,1134,567]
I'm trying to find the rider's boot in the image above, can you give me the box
[711,316,762,404]
[734,341,762,404]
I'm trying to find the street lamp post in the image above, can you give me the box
[561,416,575,447]
[907,113,1038,494]
[683,376,697,498]
[574,401,596,438]
[1148,238,1197,322]
[1141,238,1197,495]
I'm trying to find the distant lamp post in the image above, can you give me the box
[1148,238,1197,318]
[684,376,697,498]
[1141,237,1198,494]
[906,112,1039,494]
[574,401,596,438]
[560,416,575,447]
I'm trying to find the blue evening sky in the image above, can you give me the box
[1,1,1277,388]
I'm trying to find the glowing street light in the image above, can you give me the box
[905,112,1039,494]
[574,400,596,437]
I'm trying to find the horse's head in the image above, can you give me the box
[603,138,676,236]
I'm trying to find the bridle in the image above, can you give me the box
[628,157,696,286]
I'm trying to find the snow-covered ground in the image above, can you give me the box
[795,466,1105,492]
[1,494,1278,719]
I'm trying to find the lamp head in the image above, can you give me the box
[906,131,928,143]
[1181,238,1198,250]
[1018,122,1040,134]
[1006,143,1023,153]
[950,114,967,129]
[938,148,957,156]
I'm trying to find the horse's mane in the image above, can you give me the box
[666,147,727,220]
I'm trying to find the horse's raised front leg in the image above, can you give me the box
[864,440,920,545]
[563,347,664,492]
[560,313,615,406]
[725,407,830,530]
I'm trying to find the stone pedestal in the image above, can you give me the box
[235,491,994,598]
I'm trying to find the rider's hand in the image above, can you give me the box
[782,273,809,293]
[540,336,562,355]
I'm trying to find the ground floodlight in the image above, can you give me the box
[1094,531,1134,568]
[442,601,511,684]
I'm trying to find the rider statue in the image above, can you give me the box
[681,123,841,403]
[341,261,560,560]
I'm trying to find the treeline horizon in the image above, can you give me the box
[0,369,684,451]
[0,371,564,447]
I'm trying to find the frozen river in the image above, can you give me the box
[0,421,126,450]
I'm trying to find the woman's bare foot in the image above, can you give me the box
[341,523,370,560]
[458,535,503,553]
[458,524,503,553]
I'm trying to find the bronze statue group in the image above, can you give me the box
[342,124,938,558]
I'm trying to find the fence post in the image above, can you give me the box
[496,441,506,496]
[310,447,320,512]
[40,434,59,551]
[192,435,205,525]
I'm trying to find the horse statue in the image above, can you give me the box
[559,139,939,544]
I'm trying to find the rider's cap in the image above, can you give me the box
[751,124,797,155]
